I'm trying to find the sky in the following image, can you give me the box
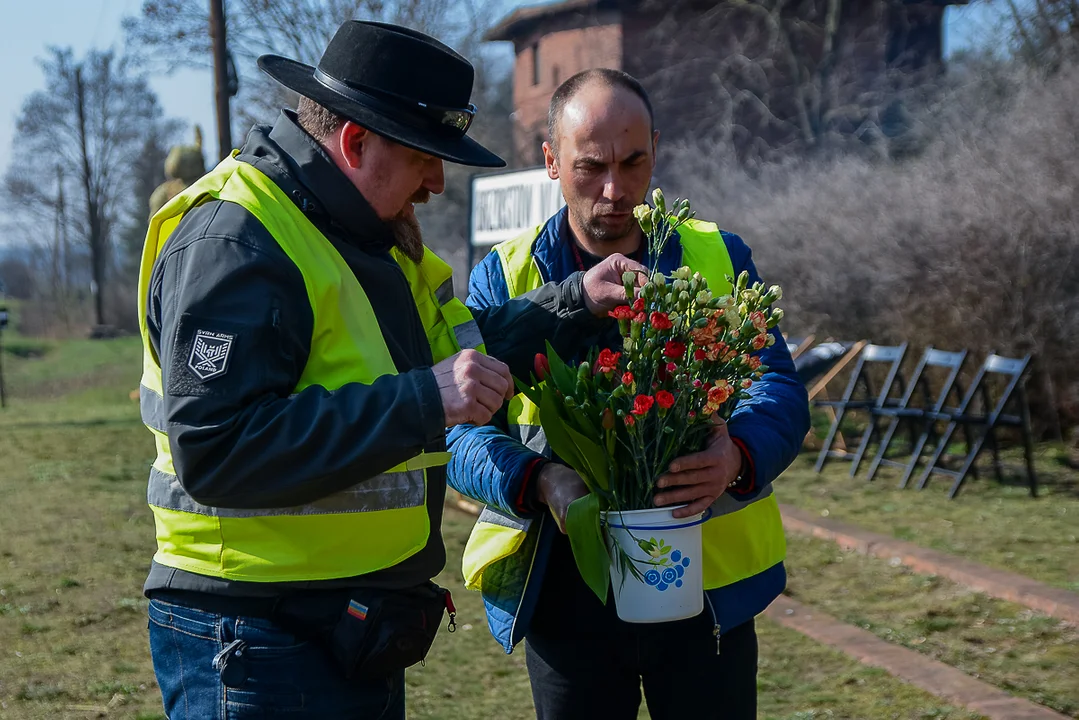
[0,0,1007,197]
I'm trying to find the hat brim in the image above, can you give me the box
[258,55,506,168]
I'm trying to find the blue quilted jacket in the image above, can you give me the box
[447,207,810,653]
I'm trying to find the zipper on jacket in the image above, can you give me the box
[705,593,722,655]
[508,514,544,653]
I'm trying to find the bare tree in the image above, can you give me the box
[2,47,178,330]
[993,0,1079,68]
[630,0,949,165]
[124,0,497,128]
[123,0,515,283]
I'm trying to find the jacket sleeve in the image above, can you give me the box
[471,250,607,381]
[722,231,811,498]
[446,251,553,517]
[148,202,446,509]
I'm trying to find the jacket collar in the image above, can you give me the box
[238,110,395,253]
[531,206,685,282]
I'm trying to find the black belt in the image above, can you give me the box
[149,588,350,623]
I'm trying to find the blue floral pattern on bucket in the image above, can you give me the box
[637,537,692,591]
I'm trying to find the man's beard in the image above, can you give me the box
[573,203,638,244]
[390,212,424,264]
[390,190,430,264]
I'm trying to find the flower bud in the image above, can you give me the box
[652,273,666,287]
[642,281,655,299]
[767,308,784,327]
[696,290,713,305]
[676,205,691,224]
[652,188,666,215]
[634,204,654,234]
[673,266,692,281]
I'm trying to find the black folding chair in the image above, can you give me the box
[915,353,1038,499]
[862,347,968,486]
[814,342,908,474]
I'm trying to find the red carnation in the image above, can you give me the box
[664,341,686,360]
[633,312,646,325]
[666,362,678,374]
[752,333,768,350]
[748,356,763,371]
[621,372,635,386]
[625,415,636,427]
[649,312,673,331]
[632,394,655,415]
[694,349,707,362]
[608,305,635,321]
[596,348,621,374]
[656,390,676,410]
[632,297,645,312]
[534,353,550,381]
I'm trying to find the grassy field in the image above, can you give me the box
[0,333,1063,719]
[776,451,1079,592]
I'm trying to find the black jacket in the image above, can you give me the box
[144,111,603,598]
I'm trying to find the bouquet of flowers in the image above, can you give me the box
[516,189,784,604]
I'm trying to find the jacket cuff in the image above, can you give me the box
[727,436,757,498]
[411,368,447,445]
[560,272,608,329]
[515,458,550,515]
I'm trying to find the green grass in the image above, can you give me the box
[0,340,988,719]
[776,452,1079,592]
[785,533,1079,717]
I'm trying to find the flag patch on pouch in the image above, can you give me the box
[347,600,368,621]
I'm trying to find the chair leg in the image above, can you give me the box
[1020,392,1039,498]
[898,424,933,489]
[987,430,1005,483]
[849,418,877,478]
[917,421,958,490]
[866,417,901,482]
[815,407,845,473]
[948,435,987,499]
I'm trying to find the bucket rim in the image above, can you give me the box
[601,506,713,531]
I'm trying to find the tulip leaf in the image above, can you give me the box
[565,493,610,604]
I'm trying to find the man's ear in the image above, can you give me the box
[542,141,559,179]
[338,121,369,170]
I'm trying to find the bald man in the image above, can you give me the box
[447,69,809,719]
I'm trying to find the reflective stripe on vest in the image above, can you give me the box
[462,220,785,592]
[137,154,482,582]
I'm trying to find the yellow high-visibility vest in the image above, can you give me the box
[136,154,483,582]
[462,219,786,593]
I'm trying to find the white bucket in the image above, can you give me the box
[601,505,710,623]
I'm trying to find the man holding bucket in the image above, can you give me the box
[447,68,810,719]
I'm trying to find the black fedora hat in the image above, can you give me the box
[258,20,505,168]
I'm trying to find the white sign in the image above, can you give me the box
[470,167,565,247]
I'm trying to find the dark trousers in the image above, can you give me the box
[148,595,404,719]
[525,535,758,720]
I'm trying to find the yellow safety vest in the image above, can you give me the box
[136,154,483,583]
[462,219,786,593]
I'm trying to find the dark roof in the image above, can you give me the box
[485,0,969,42]
[484,0,609,42]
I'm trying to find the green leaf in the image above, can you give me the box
[513,375,543,407]
[545,341,578,394]
[562,422,611,492]
[565,493,610,604]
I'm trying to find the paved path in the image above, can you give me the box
[766,596,1071,720]
[780,504,1079,625]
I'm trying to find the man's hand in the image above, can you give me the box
[582,253,648,316]
[654,417,742,519]
[432,349,514,427]
[536,463,590,533]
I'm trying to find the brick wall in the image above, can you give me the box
[509,19,623,166]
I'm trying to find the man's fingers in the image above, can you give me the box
[667,451,716,475]
[654,485,714,509]
[656,468,712,489]
[472,353,514,400]
[466,358,512,401]
[671,496,715,519]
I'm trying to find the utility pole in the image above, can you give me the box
[0,306,8,409]
[210,0,233,160]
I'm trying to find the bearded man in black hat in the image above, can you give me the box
[136,20,645,719]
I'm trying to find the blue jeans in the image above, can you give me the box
[148,597,405,719]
